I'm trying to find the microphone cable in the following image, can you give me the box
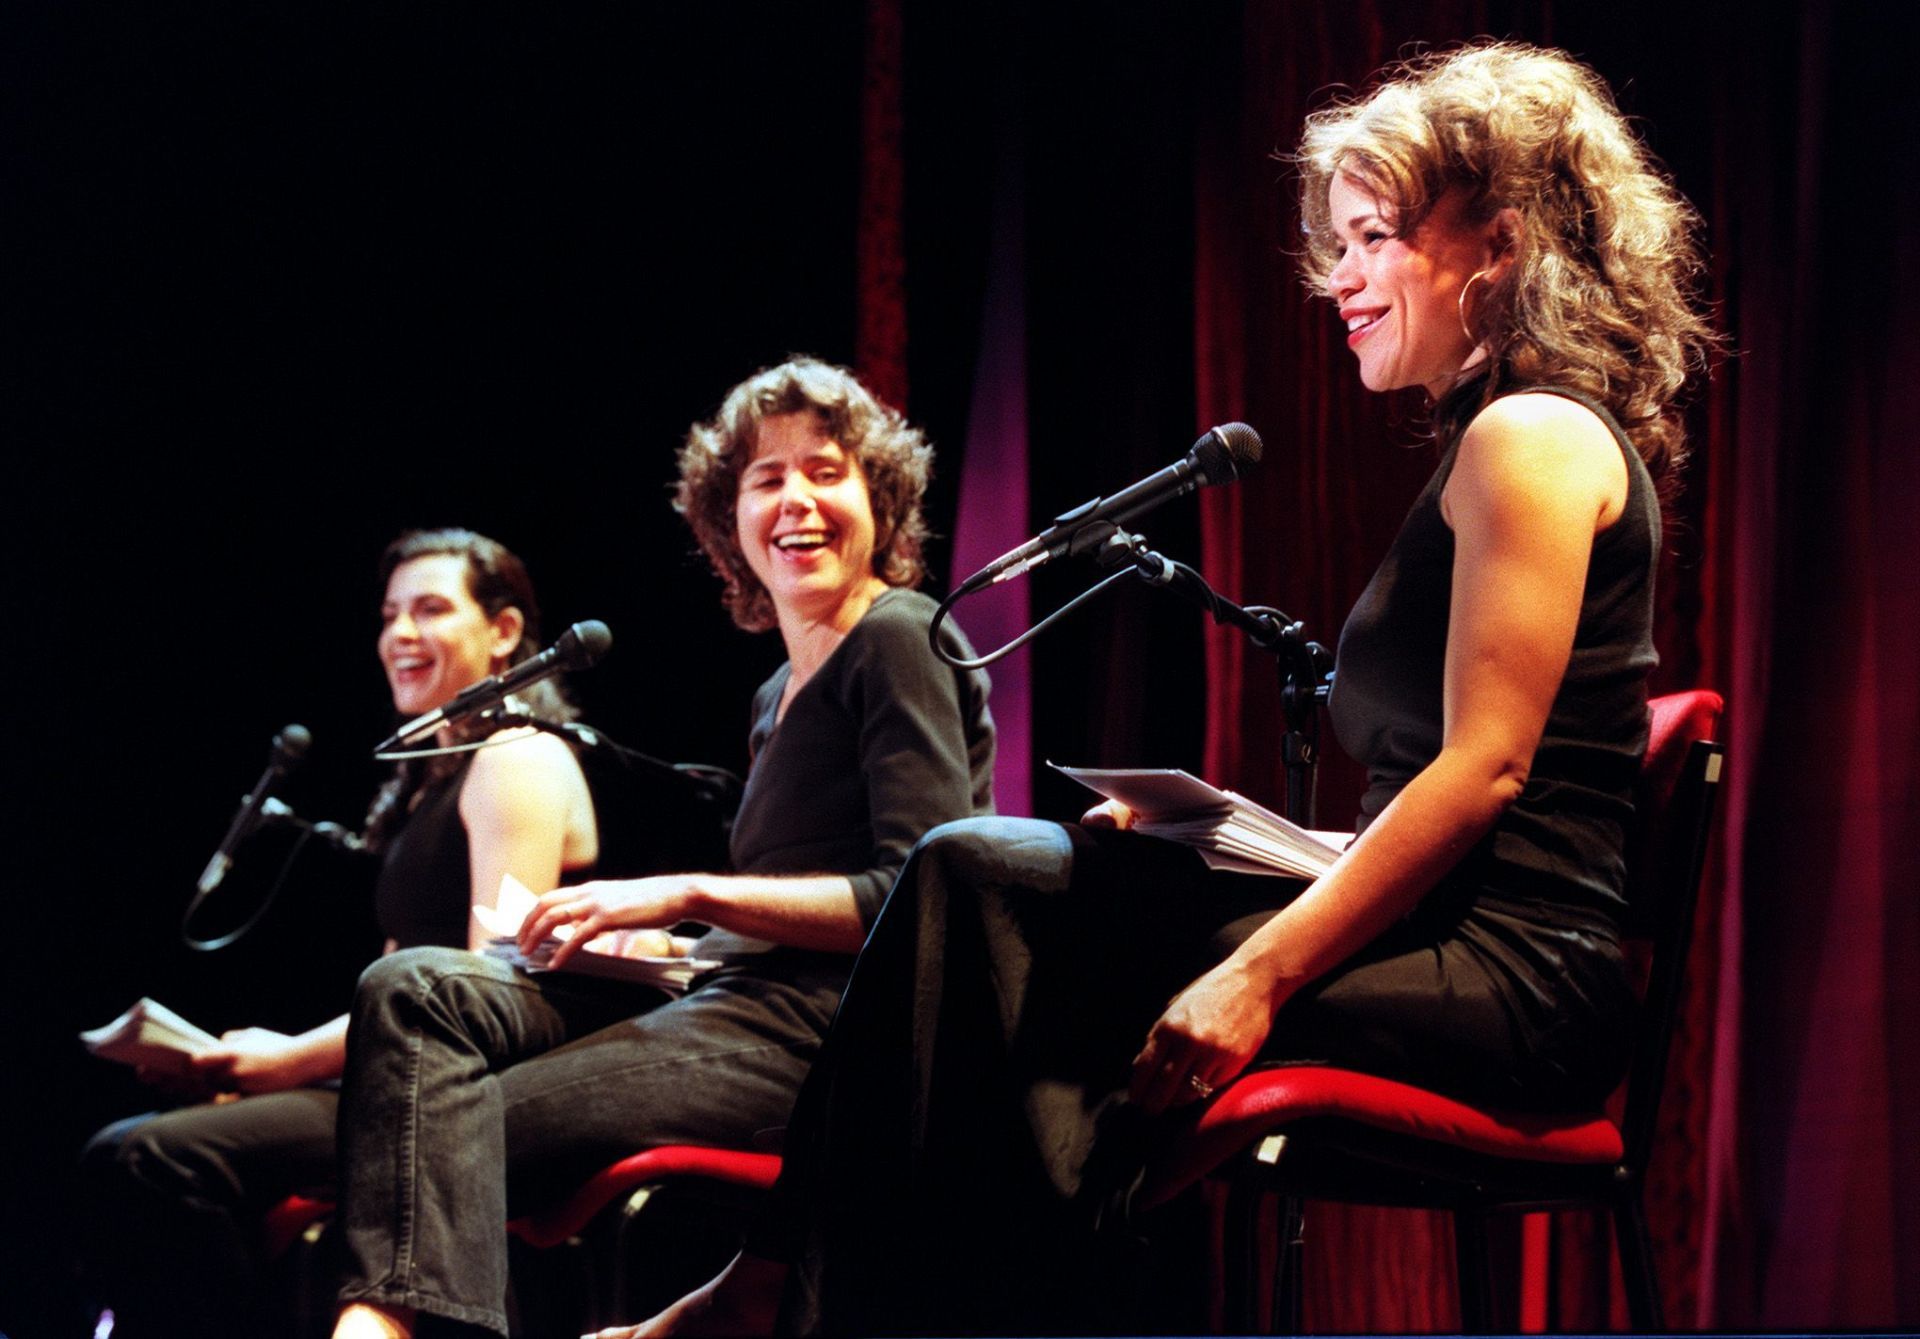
[180,819,322,953]
[930,563,1139,671]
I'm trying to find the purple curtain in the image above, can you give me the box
[949,166,1034,819]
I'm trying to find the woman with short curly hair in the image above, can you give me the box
[676,356,934,633]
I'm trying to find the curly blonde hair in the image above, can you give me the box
[675,357,935,632]
[1295,41,1719,482]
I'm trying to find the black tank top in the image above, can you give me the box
[372,758,477,950]
[1327,386,1660,927]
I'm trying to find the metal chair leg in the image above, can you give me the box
[1220,1181,1263,1333]
[1612,1190,1665,1332]
[1453,1207,1493,1334]
[1272,1195,1306,1336]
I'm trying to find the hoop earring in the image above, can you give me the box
[1458,269,1490,344]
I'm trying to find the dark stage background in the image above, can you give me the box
[4,2,1914,1335]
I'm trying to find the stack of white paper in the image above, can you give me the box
[80,998,219,1073]
[475,874,718,996]
[1051,764,1346,879]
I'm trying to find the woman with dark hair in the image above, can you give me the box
[80,528,600,1338]
[614,41,1718,1337]
[328,358,995,1339]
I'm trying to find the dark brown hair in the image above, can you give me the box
[364,528,573,850]
[675,357,934,632]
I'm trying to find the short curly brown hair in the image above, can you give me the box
[675,357,935,632]
[1294,41,1719,485]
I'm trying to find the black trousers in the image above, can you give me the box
[760,817,1633,1336]
[79,1088,342,1338]
[79,950,844,1339]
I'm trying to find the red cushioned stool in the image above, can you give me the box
[261,1146,780,1334]
[509,1145,783,1331]
[1137,690,1726,1333]
[258,1191,341,1338]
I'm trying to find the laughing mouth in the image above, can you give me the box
[774,533,831,551]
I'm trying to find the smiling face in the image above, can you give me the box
[1325,173,1496,398]
[734,411,884,632]
[377,553,524,717]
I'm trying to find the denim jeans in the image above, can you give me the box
[334,946,840,1336]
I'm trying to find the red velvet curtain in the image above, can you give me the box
[1192,3,1919,1331]
[1693,6,1920,1329]
[856,0,908,413]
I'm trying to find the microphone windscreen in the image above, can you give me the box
[274,724,313,762]
[1195,422,1264,485]
[560,620,614,668]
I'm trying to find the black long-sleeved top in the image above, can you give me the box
[694,587,996,969]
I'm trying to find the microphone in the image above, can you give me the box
[374,620,613,753]
[970,423,1263,585]
[197,724,312,895]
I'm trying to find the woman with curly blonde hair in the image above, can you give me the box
[1295,40,1718,488]
[675,356,934,633]
[610,43,1717,1338]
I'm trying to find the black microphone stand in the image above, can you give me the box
[478,706,744,814]
[1087,524,1331,826]
[182,803,371,952]
[933,520,1332,826]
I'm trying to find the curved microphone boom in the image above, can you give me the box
[258,797,368,854]
[197,724,312,895]
[965,423,1263,588]
[374,619,613,753]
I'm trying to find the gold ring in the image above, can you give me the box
[1187,1075,1215,1098]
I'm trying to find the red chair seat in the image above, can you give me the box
[1139,1065,1622,1212]
[507,1146,783,1249]
[261,1192,336,1260]
[262,1147,781,1262]
[262,1147,782,1331]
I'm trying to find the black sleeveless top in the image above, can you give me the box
[1328,386,1660,930]
[372,757,477,950]
[372,744,597,951]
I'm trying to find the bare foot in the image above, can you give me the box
[334,1301,415,1339]
[583,1251,785,1338]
